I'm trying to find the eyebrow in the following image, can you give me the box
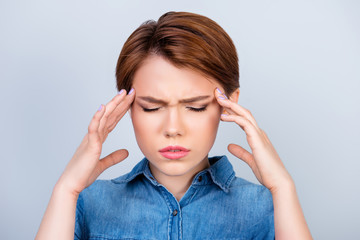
[137,95,211,104]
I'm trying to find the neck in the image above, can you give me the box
[149,156,210,202]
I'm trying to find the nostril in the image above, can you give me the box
[167,130,184,138]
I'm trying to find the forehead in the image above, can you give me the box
[132,55,220,97]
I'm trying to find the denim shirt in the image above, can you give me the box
[74,155,274,240]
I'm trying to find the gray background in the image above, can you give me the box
[1,0,359,239]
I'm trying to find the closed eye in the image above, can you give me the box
[141,106,208,112]
[187,106,207,112]
[142,107,160,112]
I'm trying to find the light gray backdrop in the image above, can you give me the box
[1,0,359,239]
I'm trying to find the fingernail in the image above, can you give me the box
[221,114,228,117]
[218,96,226,100]
[128,88,134,95]
[118,89,124,95]
[216,87,222,94]
[98,104,103,111]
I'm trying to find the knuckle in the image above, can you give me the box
[244,108,252,116]
[102,112,110,120]
[107,123,116,133]
[234,116,243,125]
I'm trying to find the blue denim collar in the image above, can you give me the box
[111,155,235,192]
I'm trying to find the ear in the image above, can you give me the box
[229,88,240,103]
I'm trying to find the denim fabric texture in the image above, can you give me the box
[74,155,274,240]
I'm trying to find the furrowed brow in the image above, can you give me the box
[138,95,211,104]
[179,95,211,103]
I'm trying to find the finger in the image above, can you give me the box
[106,88,136,132]
[227,143,254,168]
[221,114,265,151]
[98,89,128,134]
[220,114,257,136]
[87,104,106,148]
[228,143,262,182]
[213,88,237,115]
[214,89,259,129]
[98,149,129,173]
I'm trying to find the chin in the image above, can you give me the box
[155,161,199,177]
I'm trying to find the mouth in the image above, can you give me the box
[159,145,190,160]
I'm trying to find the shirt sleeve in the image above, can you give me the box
[74,192,85,240]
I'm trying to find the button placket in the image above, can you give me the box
[158,186,182,239]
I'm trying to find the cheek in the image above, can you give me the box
[131,111,153,144]
[186,107,221,135]
[131,104,157,131]
[133,113,160,131]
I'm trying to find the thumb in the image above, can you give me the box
[228,143,255,168]
[99,149,129,172]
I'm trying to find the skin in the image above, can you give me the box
[130,55,232,200]
[35,55,312,240]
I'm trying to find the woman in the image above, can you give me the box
[36,11,312,239]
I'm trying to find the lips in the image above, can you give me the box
[159,145,190,160]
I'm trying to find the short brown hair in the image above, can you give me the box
[115,11,239,96]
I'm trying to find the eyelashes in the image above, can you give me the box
[188,106,207,112]
[142,106,207,113]
[142,107,159,112]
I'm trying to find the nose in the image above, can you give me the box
[163,107,185,138]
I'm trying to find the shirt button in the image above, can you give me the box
[198,176,203,182]
[149,176,154,180]
[172,209,178,216]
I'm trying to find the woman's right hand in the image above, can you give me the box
[57,88,135,197]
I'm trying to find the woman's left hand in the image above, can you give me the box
[215,88,293,193]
